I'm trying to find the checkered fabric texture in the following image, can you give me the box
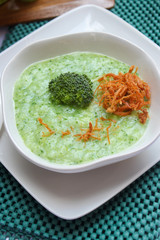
[0,0,160,239]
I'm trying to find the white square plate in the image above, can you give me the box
[0,5,160,220]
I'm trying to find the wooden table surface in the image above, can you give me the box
[0,0,115,26]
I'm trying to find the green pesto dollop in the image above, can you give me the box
[13,52,148,165]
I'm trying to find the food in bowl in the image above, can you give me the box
[13,52,150,165]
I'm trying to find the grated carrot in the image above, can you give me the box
[38,118,55,137]
[95,66,151,124]
[62,130,71,138]
[74,122,101,142]
[93,118,103,131]
[100,116,117,123]
[106,122,112,144]
[70,126,74,132]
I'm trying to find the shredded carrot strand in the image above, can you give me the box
[70,126,74,132]
[74,122,101,142]
[42,132,54,137]
[93,118,103,131]
[106,122,112,144]
[38,118,55,137]
[62,130,71,138]
[100,116,116,123]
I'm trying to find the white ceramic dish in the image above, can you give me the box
[0,5,160,219]
[1,31,160,173]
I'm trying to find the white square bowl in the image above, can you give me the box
[1,31,160,173]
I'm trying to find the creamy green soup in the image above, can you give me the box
[14,52,148,165]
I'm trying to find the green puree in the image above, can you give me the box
[14,52,148,165]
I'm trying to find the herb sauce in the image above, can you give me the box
[14,52,148,165]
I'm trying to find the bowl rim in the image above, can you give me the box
[1,31,160,173]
